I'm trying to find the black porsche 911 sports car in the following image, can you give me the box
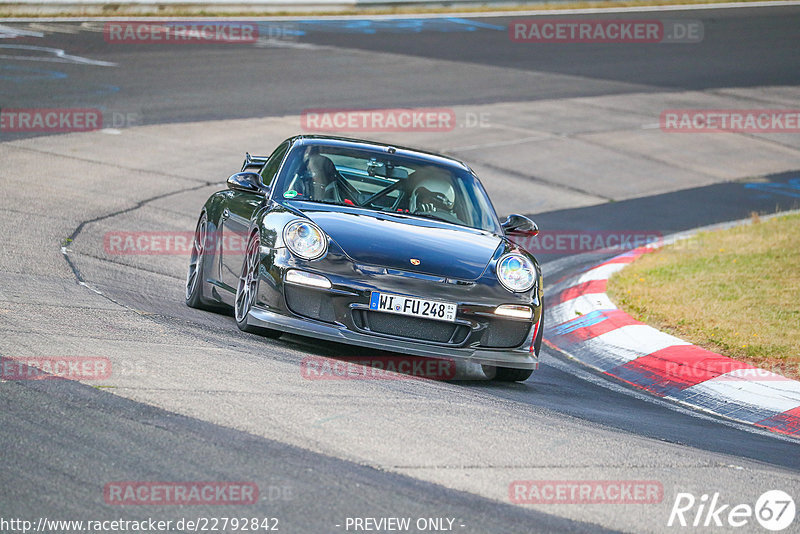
[186,135,543,381]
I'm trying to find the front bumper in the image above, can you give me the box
[250,247,541,370]
[248,306,539,370]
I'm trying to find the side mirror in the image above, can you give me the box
[227,172,262,193]
[502,214,539,236]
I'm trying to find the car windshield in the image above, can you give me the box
[275,143,501,234]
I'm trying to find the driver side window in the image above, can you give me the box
[259,141,290,187]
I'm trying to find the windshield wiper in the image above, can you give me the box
[286,198,346,207]
[401,212,457,224]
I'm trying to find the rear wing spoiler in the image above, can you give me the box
[241,152,269,172]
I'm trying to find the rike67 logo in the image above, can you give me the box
[668,490,795,531]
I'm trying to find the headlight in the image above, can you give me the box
[496,253,536,293]
[283,220,327,260]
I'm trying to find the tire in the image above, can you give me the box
[482,365,533,382]
[533,308,544,357]
[483,310,543,382]
[185,213,218,311]
[234,231,282,339]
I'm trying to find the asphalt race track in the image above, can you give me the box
[2,5,800,533]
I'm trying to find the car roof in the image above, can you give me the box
[290,135,472,173]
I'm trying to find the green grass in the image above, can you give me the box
[607,212,800,380]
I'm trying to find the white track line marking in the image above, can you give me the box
[0,24,44,38]
[0,44,116,66]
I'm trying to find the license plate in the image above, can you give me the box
[369,291,457,323]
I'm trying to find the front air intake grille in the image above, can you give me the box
[285,285,336,323]
[355,310,469,345]
[480,318,531,348]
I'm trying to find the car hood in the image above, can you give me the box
[303,207,502,280]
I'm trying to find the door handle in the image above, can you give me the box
[222,208,230,220]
